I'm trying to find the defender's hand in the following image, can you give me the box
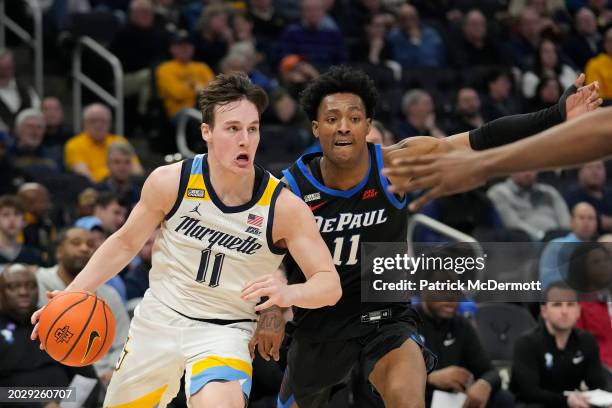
[565,74,602,121]
[249,305,285,361]
[383,149,487,211]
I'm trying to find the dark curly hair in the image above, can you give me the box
[299,66,378,122]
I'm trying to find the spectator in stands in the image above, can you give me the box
[125,228,158,300]
[349,13,391,65]
[528,75,564,111]
[487,171,571,241]
[75,192,127,235]
[0,132,27,195]
[366,120,394,146]
[64,103,143,183]
[16,183,56,264]
[418,283,514,408]
[95,143,141,211]
[587,0,612,29]
[563,7,602,70]
[448,9,509,70]
[341,0,394,39]
[278,54,319,100]
[36,227,129,385]
[248,0,286,41]
[0,195,42,266]
[481,69,522,121]
[266,88,309,129]
[192,3,234,69]
[220,42,276,92]
[366,121,384,145]
[522,39,579,99]
[231,11,256,45]
[279,0,348,69]
[154,0,181,26]
[508,0,567,19]
[8,108,62,176]
[445,87,485,134]
[585,26,612,102]
[387,3,446,68]
[76,188,98,219]
[395,89,445,140]
[0,264,100,401]
[110,0,171,116]
[41,97,73,148]
[156,30,215,121]
[509,7,543,70]
[565,161,612,233]
[511,282,608,407]
[567,242,612,293]
[539,202,598,289]
[230,11,276,65]
[0,49,40,133]
[574,240,612,371]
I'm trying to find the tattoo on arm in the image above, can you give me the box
[258,307,284,331]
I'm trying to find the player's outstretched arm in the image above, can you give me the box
[444,74,601,150]
[381,74,602,169]
[242,189,341,310]
[383,106,612,210]
[31,163,180,341]
[65,164,178,292]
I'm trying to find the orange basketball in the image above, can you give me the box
[38,291,116,367]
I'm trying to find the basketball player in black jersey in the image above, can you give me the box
[272,66,602,408]
[277,67,432,408]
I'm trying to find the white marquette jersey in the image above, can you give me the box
[149,154,287,321]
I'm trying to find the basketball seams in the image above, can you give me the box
[87,300,110,365]
[59,294,99,363]
[43,292,90,351]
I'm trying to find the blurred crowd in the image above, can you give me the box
[1,0,612,407]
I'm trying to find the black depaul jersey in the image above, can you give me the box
[282,143,410,341]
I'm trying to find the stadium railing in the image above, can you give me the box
[72,36,124,136]
[0,0,43,96]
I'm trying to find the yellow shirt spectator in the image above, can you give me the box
[586,29,612,100]
[156,60,214,117]
[64,132,141,182]
[586,53,612,100]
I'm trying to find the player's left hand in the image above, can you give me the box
[463,379,491,408]
[241,274,296,310]
[249,305,285,361]
[565,73,602,121]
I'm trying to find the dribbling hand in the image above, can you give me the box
[30,290,62,347]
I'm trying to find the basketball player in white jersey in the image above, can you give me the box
[30,73,341,408]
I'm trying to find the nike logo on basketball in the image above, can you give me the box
[82,330,100,362]
[308,200,328,212]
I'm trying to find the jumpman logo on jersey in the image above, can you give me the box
[190,203,202,216]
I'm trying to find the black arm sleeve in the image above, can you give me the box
[469,84,577,150]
